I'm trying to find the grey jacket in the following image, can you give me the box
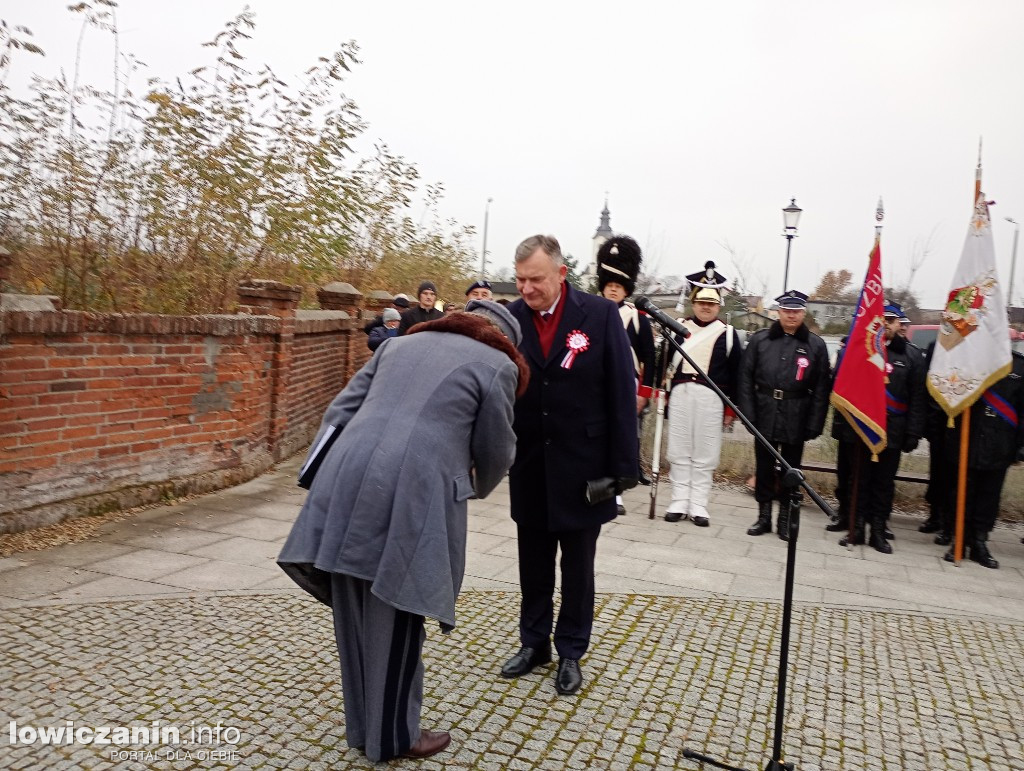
[278,325,518,630]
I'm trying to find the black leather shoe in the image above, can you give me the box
[555,658,583,695]
[918,518,941,534]
[825,519,849,532]
[868,530,893,554]
[638,471,652,486]
[934,532,952,546]
[969,541,999,569]
[692,515,709,527]
[401,729,451,759]
[616,504,626,517]
[500,644,552,678]
[884,528,895,540]
[664,512,683,523]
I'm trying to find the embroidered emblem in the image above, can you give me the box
[863,316,887,372]
[561,330,590,370]
[939,272,998,351]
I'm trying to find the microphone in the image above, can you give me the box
[634,296,691,339]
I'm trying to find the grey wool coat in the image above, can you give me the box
[278,314,523,631]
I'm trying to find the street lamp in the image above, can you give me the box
[1007,216,1019,310]
[480,197,493,280]
[781,198,802,294]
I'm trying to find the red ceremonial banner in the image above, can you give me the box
[830,240,888,456]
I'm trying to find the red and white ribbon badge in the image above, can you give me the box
[560,330,590,370]
[795,356,809,382]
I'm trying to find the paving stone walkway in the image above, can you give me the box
[2,456,1024,770]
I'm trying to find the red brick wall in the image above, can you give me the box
[0,305,367,533]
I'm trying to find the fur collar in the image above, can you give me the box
[768,320,809,342]
[407,313,530,398]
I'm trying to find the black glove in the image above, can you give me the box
[902,436,919,453]
[615,477,639,494]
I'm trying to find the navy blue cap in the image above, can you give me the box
[465,279,492,296]
[883,302,903,318]
[774,290,808,309]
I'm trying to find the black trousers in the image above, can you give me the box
[516,523,601,660]
[754,440,805,504]
[940,466,1008,538]
[834,439,852,517]
[846,444,902,527]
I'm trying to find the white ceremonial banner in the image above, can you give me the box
[927,195,1013,418]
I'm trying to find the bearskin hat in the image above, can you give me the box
[597,236,643,296]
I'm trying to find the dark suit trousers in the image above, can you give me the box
[965,467,1007,536]
[329,573,424,762]
[754,440,805,503]
[516,523,601,660]
[851,445,902,527]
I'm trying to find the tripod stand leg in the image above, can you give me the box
[767,487,800,771]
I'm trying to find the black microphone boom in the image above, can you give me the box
[634,296,690,339]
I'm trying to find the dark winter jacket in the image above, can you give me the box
[738,321,830,444]
[398,305,443,335]
[944,351,1024,470]
[879,333,927,448]
[367,324,398,351]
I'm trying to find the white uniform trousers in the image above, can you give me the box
[666,382,724,520]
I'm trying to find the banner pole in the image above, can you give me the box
[954,409,970,563]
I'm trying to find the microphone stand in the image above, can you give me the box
[639,299,834,771]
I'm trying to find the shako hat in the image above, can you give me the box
[686,261,728,305]
[596,236,643,296]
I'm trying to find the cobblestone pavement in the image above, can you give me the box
[3,455,1024,769]
[4,591,1024,770]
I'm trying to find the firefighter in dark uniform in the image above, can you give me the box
[738,290,830,540]
[941,350,1024,568]
[831,303,926,552]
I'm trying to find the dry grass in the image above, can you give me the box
[640,408,1024,523]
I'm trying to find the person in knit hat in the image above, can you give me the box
[398,281,443,335]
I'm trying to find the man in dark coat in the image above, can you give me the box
[500,234,638,696]
[278,300,527,762]
[363,293,410,335]
[941,350,1024,568]
[738,290,830,540]
[398,281,443,335]
[829,303,927,553]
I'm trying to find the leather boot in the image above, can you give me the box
[868,518,893,554]
[918,513,942,533]
[825,505,848,532]
[934,530,952,546]
[968,536,999,569]
[776,500,791,541]
[838,518,865,546]
[747,502,772,536]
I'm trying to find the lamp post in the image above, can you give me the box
[480,197,493,280]
[1007,216,1019,310]
[781,198,802,294]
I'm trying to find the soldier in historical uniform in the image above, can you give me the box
[829,303,927,552]
[738,290,830,540]
[940,350,1024,568]
[596,235,656,513]
[663,261,742,526]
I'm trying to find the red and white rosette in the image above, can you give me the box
[795,356,809,382]
[561,330,590,369]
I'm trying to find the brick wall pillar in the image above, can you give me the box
[237,279,301,460]
[317,281,363,312]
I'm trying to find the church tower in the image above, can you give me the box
[591,198,613,277]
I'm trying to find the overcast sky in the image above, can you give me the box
[8,0,1024,308]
